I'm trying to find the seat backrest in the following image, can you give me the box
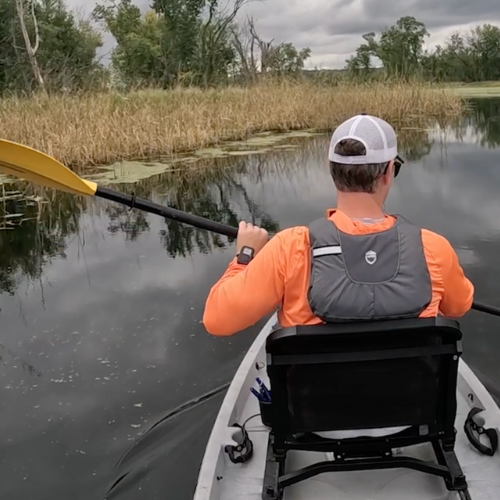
[265,318,462,439]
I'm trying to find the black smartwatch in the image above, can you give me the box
[237,246,255,265]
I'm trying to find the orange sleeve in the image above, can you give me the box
[202,230,293,336]
[424,230,474,317]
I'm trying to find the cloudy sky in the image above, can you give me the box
[70,0,500,69]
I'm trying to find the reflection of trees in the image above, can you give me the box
[106,205,150,241]
[440,98,500,149]
[110,156,282,258]
[0,152,285,294]
[100,125,455,260]
[396,127,434,162]
[0,342,42,377]
[0,118,475,290]
[0,146,289,294]
[145,130,434,258]
[0,186,82,295]
[159,185,238,257]
[159,187,281,258]
[466,98,500,148]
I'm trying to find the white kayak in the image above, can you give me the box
[193,313,500,500]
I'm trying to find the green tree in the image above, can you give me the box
[474,24,500,81]
[0,0,23,91]
[36,0,105,91]
[0,0,104,94]
[345,34,374,77]
[379,16,429,77]
[94,0,250,88]
[266,43,311,76]
[419,25,500,83]
[94,2,170,88]
[152,0,205,77]
[347,16,429,80]
[347,17,500,84]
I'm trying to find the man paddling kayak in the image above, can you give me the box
[203,114,474,336]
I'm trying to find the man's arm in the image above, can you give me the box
[203,229,291,336]
[425,230,474,317]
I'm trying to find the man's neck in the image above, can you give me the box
[336,193,386,220]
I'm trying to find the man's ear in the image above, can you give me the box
[381,160,394,185]
[389,159,395,176]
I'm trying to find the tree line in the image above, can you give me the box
[0,0,105,93]
[1,2,500,95]
[0,0,311,94]
[346,16,500,82]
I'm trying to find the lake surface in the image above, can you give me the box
[2,98,500,500]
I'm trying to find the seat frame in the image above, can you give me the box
[261,317,471,500]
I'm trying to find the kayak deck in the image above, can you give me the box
[221,384,500,499]
[194,315,500,500]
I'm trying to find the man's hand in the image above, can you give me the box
[236,221,268,256]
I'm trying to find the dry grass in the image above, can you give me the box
[0,80,465,168]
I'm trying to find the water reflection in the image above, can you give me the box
[434,97,500,148]
[0,125,445,292]
[0,100,497,292]
[0,341,42,377]
[1,99,500,500]
[1,98,499,291]
[465,98,500,148]
[0,191,82,295]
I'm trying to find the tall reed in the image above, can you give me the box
[0,80,464,168]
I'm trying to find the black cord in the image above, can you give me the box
[242,413,261,430]
[129,192,137,211]
[225,415,259,464]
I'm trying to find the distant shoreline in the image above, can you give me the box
[445,81,500,98]
[0,81,464,169]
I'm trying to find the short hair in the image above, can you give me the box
[329,139,389,193]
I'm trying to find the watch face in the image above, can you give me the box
[237,246,254,265]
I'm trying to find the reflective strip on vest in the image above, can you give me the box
[307,216,432,322]
[312,246,342,257]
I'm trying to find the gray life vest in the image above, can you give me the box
[307,216,432,322]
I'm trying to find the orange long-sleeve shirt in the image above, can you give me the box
[203,209,474,336]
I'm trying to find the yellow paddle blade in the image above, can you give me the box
[0,139,97,196]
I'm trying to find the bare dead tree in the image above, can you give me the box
[230,15,277,81]
[15,0,46,93]
[229,19,257,81]
[10,18,32,91]
[248,17,273,74]
[199,0,259,86]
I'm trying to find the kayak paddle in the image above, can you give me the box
[0,138,499,318]
[0,139,238,238]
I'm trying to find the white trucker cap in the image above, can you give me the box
[328,114,398,164]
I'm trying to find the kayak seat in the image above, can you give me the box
[262,317,471,500]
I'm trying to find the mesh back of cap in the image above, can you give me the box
[329,115,398,164]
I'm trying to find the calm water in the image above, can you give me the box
[2,99,500,499]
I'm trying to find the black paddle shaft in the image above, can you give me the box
[95,186,500,319]
[96,186,238,239]
[471,301,500,317]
